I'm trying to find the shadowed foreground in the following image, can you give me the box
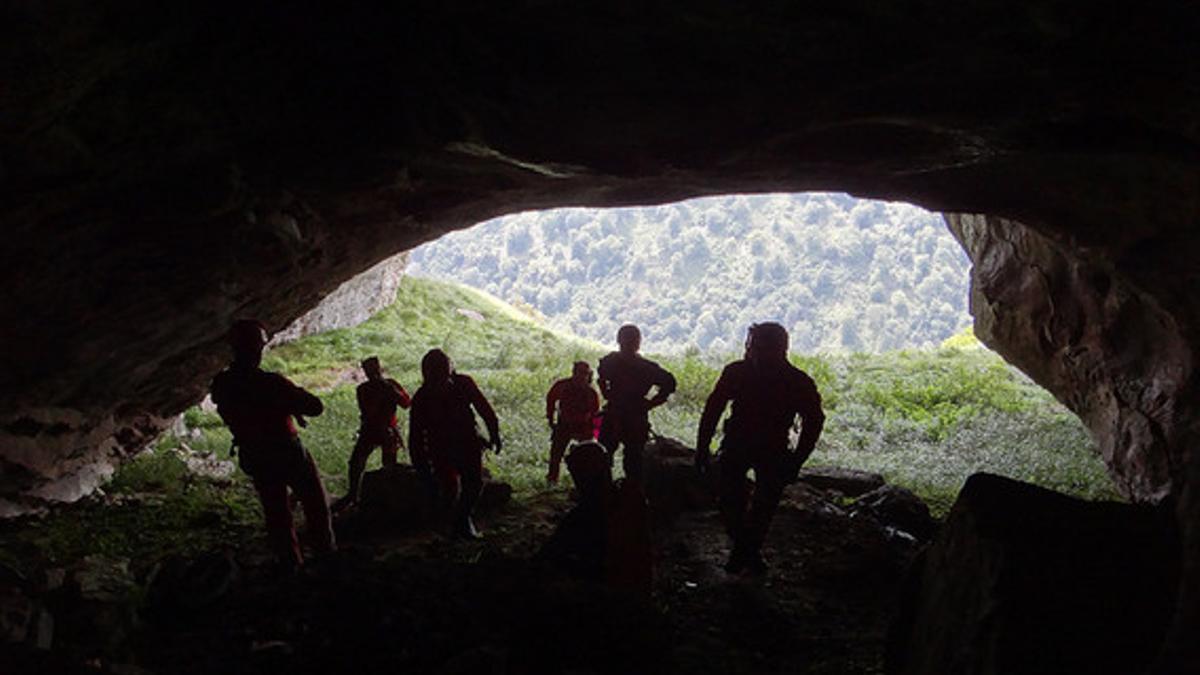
[0,481,914,675]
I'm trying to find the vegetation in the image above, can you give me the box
[408,193,972,353]
[4,276,1119,568]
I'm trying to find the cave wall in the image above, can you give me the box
[948,213,1196,503]
[271,252,409,346]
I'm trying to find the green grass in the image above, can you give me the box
[5,277,1120,567]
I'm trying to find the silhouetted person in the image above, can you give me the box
[545,361,601,485]
[333,356,412,512]
[696,322,824,575]
[536,441,653,594]
[210,319,335,570]
[408,349,502,539]
[597,325,676,484]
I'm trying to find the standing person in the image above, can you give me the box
[333,356,411,512]
[210,319,336,570]
[545,361,601,485]
[696,322,825,575]
[408,349,502,539]
[596,324,676,484]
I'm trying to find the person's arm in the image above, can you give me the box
[387,378,412,409]
[356,384,369,416]
[793,375,825,466]
[587,388,600,418]
[408,398,428,467]
[597,357,613,401]
[283,375,324,417]
[645,363,677,410]
[546,381,561,426]
[463,375,502,452]
[695,367,735,470]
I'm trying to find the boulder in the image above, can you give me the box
[852,484,938,542]
[144,551,239,618]
[477,480,513,512]
[359,464,512,528]
[796,466,886,497]
[641,436,718,522]
[0,564,53,650]
[887,473,1178,675]
[359,465,435,529]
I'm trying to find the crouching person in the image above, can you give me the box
[210,319,336,571]
[408,349,502,539]
[536,441,653,595]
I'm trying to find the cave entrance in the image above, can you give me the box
[380,192,1116,513]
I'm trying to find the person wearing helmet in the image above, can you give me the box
[210,319,335,570]
[333,356,412,513]
[408,349,502,539]
[696,322,825,576]
[544,361,600,485]
[596,325,676,484]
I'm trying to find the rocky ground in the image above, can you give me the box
[0,465,930,675]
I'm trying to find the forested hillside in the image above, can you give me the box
[409,193,972,353]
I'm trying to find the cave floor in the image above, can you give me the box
[2,484,912,675]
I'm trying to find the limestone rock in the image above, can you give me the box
[0,564,53,650]
[144,552,239,618]
[271,252,409,345]
[359,465,435,528]
[796,466,887,497]
[852,484,938,542]
[359,464,512,529]
[887,473,1178,675]
[477,479,513,512]
[641,436,717,521]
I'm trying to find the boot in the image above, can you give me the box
[454,516,483,540]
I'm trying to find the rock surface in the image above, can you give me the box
[852,484,938,542]
[797,466,887,498]
[271,252,408,345]
[887,473,1178,675]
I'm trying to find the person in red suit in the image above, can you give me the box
[544,361,600,485]
[696,322,825,576]
[333,356,411,512]
[210,319,335,570]
[408,349,502,539]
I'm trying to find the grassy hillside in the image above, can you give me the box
[175,276,1114,514]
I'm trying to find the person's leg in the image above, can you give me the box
[454,450,484,538]
[739,452,787,574]
[621,420,650,484]
[432,455,461,516]
[597,412,619,461]
[292,452,336,555]
[381,429,401,469]
[548,425,570,484]
[253,478,303,569]
[717,449,751,541]
[342,436,375,506]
